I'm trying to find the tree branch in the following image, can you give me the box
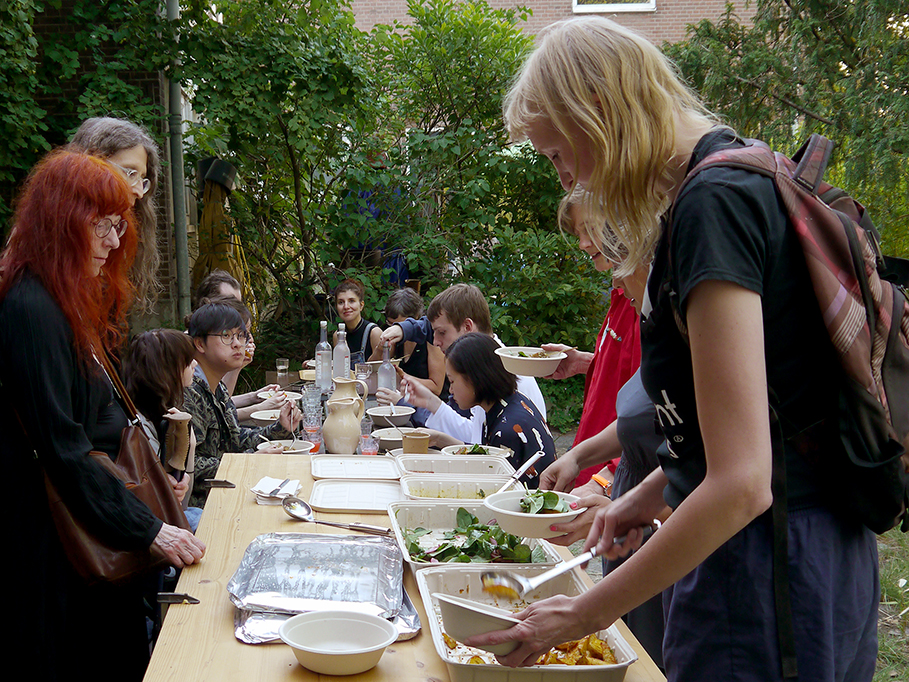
[733,75,836,126]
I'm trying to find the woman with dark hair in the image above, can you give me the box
[0,149,204,680]
[123,329,200,528]
[333,278,382,367]
[183,301,301,507]
[436,332,556,486]
[69,116,162,312]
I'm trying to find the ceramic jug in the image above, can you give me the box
[328,376,368,403]
[322,396,365,454]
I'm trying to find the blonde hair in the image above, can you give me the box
[558,186,628,265]
[504,17,716,274]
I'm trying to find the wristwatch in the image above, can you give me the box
[591,473,612,498]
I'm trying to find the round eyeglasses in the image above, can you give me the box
[111,162,151,195]
[208,330,250,346]
[94,217,128,239]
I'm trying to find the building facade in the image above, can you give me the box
[349,0,749,44]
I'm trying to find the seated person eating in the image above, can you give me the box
[183,301,301,506]
[410,332,556,487]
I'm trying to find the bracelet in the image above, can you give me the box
[591,473,612,498]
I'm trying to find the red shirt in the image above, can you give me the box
[574,288,641,487]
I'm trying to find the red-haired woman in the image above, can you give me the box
[0,150,205,680]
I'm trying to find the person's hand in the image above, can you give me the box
[545,493,611,546]
[464,594,602,668]
[540,344,593,380]
[400,375,443,413]
[167,473,190,504]
[151,523,206,568]
[538,452,581,492]
[278,400,302,433]
[380,325,403,347]
[376,387,403,407]
[583,487,654,560]
[243,337,256,366]
[257,392,288,411]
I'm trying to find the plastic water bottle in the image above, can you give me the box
[315,320,332,392]
[378,341,396,391]
[332,323,350,381]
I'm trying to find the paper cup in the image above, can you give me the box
[401,430,430,454]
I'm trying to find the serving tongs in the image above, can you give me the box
[282,496,392,536]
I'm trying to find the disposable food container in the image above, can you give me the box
[400,474,515,501]
[395,455,514,478]
[387,500,563,568]
[415,564,638,682]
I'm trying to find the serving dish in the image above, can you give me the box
[387,500,563,568]
[400,474,516,501]
[440,444,513,458]
[395,455,514,478]
[415,564,637,682]
[309,478,405,513]
[310,455,401,480]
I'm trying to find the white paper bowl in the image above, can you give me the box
[255,439,313,455]
[494,346,567,377]
[440,444,512,458]
[367,405,415,428]
[372,426,418,452]
[434,593,520,656]
[483,490,584,539]
[249,409,281,427]
[278,610,398,675]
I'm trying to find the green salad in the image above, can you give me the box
[519,489,571,514]
[402,507,548,564]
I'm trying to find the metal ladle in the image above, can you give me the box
[480,526,655,599]
[282,496,392,536]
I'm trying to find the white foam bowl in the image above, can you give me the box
[434,593,520,656]
[367,405,415,427]
[249,409,280,427]
[278,610,398,675]
[483,490,584,539]
[255,439,313,454]
[494,346,567,377]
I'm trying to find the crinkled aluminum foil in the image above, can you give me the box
[227,533,403,619]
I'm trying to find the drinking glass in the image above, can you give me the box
[360,417,374,437]
[305,426,322,454]
[276,357,290,377]
[360,434,379,456]
[354,363,370,382]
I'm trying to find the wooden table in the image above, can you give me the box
[144,453,666,681]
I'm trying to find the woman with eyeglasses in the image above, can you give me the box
[183,301,302,507]
[69,116,161,313]
[0,150,205,680]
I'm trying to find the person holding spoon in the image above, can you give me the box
[466,17,877,681]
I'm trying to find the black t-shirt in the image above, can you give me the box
[640,129,839,508]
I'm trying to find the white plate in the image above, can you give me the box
[309,479,405,513]
[257,390,303,401]
[311,455,401,480]
[256,439,314,455]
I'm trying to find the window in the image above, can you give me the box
[573,0,656,14]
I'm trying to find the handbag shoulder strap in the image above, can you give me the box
[95,351,141,425]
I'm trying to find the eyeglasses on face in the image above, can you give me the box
[208,330,250,345]
[110,162,151,195]
[94,217,128,239]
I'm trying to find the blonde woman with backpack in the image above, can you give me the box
[467,17,878,682]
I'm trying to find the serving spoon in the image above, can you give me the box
[281,496,392,536]
[491,450,546,496]
[480,526,655,599]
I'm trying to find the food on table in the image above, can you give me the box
[402,508,547,564]
[519,489,571,514]
[442,627,616,667]
[535,634,617,666]
[412,488,487,500]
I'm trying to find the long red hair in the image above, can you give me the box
[0,149,138,364]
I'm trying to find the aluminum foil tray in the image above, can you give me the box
[388,500,564,568]
[415,564,637,682]
[227,532,403,618]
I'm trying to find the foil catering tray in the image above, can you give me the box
[227,532,403,618]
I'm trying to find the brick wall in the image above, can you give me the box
[349,0,750,44]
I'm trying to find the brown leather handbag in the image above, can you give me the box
[39,354,191,585]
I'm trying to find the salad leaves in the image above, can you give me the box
[519,489,570,514]
[402,507,547,564]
